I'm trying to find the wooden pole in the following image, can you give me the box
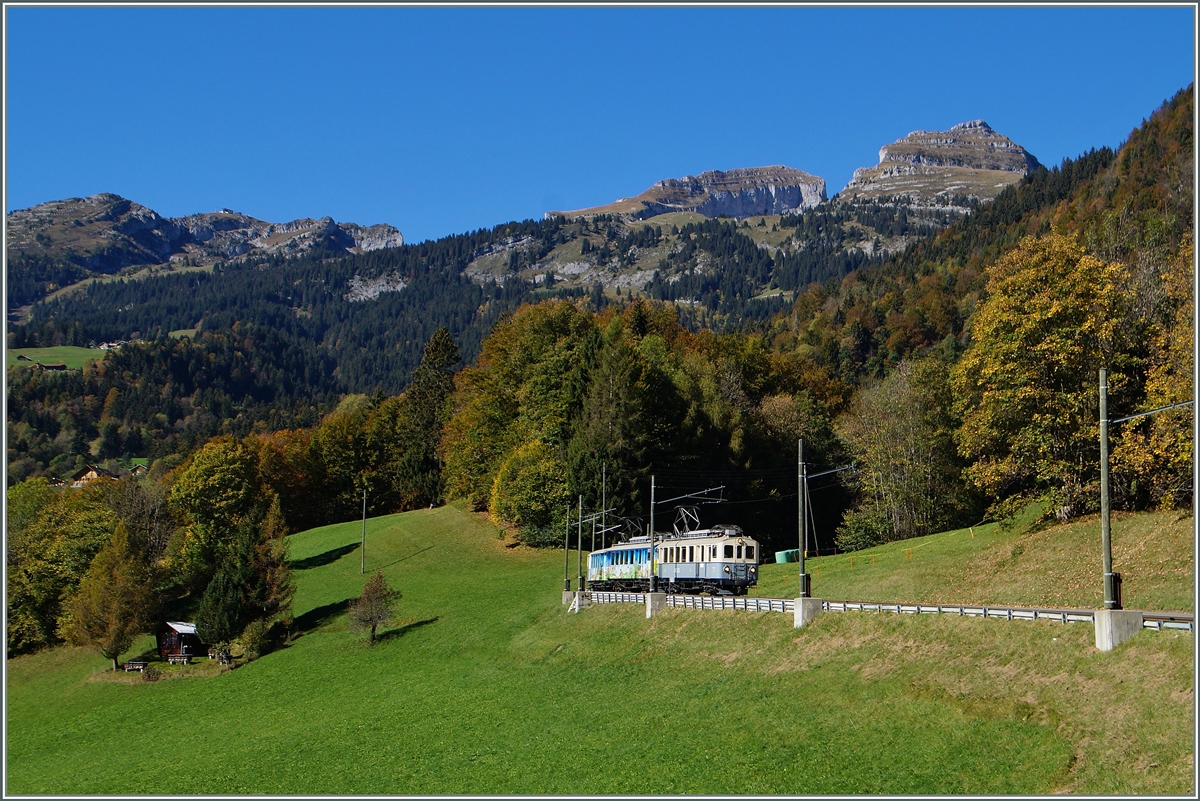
[361,488,367,575]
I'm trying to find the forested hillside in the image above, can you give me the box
[6,86,1192,662]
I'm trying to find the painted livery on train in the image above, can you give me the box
[586,523,760,596]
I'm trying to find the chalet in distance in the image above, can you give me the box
[70,464,120,488]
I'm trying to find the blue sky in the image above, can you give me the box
[5,5,1195,243]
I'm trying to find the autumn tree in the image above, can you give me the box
[836,358,975,549]
[64,523,154,671]
[441,301,598,515]
[348,570,401,644]
[168,438,262,588]
[7,481,118,655]
[1113,231,1194,509]
[952,234,1131,519]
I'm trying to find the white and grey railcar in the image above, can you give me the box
[586,524,760,596]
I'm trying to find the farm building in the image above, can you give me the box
[155,622,206,660]
[70,464,120,488]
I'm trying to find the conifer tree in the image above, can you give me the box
[65,523,154,671]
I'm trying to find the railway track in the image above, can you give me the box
[587,591,1194,631]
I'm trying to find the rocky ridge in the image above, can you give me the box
[6,193,404,274]
[549,165,826,220]
[838,120,1041,205]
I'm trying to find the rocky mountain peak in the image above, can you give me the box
[839,120,1042,205]
[6,193,404,275]
[550,165,826,221]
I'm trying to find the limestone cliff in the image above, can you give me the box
[550,165,826,220]
[838,120,1041,205]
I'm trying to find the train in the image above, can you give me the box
[585,522,760,596]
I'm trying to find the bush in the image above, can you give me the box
[238,618,272,662]
[517,523,565,549]
[141,664,161,682]
[834,506,889,552]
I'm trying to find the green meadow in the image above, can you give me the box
[754,504,1194,613]
[6,502,1193,794]
[6,346,102,370]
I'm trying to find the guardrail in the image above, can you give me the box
[585,591,1194,631]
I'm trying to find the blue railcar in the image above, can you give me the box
[586,524,760,596]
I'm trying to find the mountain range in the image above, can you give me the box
[5,193,403,286]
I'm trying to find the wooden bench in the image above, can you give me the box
[123,661,148,672]
[167,654,190,665]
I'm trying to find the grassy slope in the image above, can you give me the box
[6,346,101,370]
[6,502,1193,794]
[755,505,1194,612]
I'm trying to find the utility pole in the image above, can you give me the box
[649,475,656,592]
[798,439,808,598]
[563,504,571,591]
[360,488,367,575]
[602,463,607,550]
[577,495,583,592]
[1099,368,1116,609]
[1098,372,1192,614]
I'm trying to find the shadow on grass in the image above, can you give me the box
[292,542,360,571]
[375,616,440,643]
[294,598,354,634]
[372,544,435,571]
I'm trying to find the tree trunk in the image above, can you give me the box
[111,655,119,672]
[369,623,377,644]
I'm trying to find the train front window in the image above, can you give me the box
[723,544,734,558]
[745,546,755,562]
[736,545,742,559]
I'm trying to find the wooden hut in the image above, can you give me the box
[155,621,206,663]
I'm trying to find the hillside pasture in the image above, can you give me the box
[5,502,1193,794]
[755,506,1194,613]
[6,346,102,370]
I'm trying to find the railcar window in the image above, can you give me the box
[736,545,742,559]
[745,546,755,561]
[711,546,717,559]
[688,546,694,562]
[723,544,734,558]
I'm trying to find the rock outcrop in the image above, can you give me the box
[838,120,1041,204]
[550,165,826,220]
[6,193,404,274]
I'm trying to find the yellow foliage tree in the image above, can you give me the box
[1112,232,1194,508]
[952,234,1130,519]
